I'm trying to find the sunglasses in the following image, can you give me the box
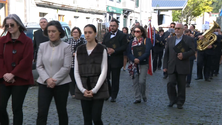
[5,23,15,28]
[134,30,141,33]
[170,26,175,28]
[175,28,182,30]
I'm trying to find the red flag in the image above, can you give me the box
[147,20,153,75]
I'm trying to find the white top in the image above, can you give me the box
[74,48,108,94]
[36,41,72,85]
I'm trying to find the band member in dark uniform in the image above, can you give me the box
[196,32,219,82]
[102,19,128,102]
[163,22,176,79]
[189,24,200,38]
[210,28,221,78]
[184,29,196,87]
[153,29,165,72]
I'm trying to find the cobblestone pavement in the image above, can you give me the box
[7,62,222,125]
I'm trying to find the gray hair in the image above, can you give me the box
[40,18,48,22]
[176,23,184,29]
[3,14,26,32]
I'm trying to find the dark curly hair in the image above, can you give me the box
[134,26,147,38]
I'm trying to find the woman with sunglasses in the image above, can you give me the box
[75,24,109,125]
[67,27,86,99]
[127,26,152,104]
[0,14,34,125]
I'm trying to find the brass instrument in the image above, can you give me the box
[197,21,220,51]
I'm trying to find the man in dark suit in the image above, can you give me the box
[162,22,176,79]
[33,18,49,63]
[163,23,195,109]
[102,19,127,102]
[153,29,165,72]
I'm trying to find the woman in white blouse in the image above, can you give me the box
[74,24,109,125]
[36,21,72,125]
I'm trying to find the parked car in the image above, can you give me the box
[24,21,72,42]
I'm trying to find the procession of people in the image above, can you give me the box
[1,13,222,125]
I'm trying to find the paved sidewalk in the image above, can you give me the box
[7,62,222,125]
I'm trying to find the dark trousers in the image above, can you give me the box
[81,99,104,125]
[186,60,194,84]
[69,68,76,96]
[163,71,168,77]
[167,73,187,105]
[37,83,69,125]
[212,54,221,75]
[153,51,163,71]
[197,52,211,80]
[0,84,29,125]
[107,65,121,99]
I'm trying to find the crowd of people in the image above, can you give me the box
[0,13,221,125]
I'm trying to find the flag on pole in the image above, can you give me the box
[147,19,153,75]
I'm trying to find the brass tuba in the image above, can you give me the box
[197,21,220,51]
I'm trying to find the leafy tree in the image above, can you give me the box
[172,10,182,22]
[172,0,214,24]
[211,0,222,13]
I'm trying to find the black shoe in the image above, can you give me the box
[205,79,211,82]
[177,105,183,109]
[186,84,190,87]
[210,77,213,79]
[143,97,147,102]
[215,74,218,77]
[110,98,116,102]
[195,78,203,80]
[168,101,176,107]
[133,100,141,104]
[105,97,110,101]
[163,76,168,79]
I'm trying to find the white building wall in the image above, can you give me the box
[194,12,218,32]
[7,0,153,33]
[140,0,152,26]
[0,4,5,25]
[8,0,25,22]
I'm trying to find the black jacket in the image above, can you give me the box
[153,34,165,53]
[127,38,152,65]
[33,29,49,61]
[102,30,128,68]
